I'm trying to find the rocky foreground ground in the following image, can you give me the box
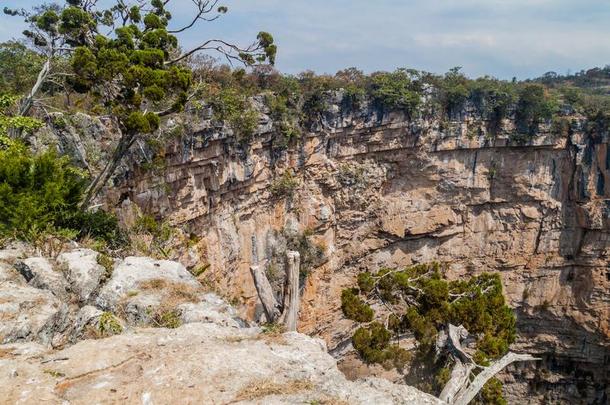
[0,242,440,404]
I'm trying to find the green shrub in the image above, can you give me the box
[270,170,299,197]
[0,41,45,95]
[352,322,410,371]
[439,67,470,116]
[0,142,85,240]
[207,86,259,142]
[97,253,114,280]
[514,84,557,140]
[550,117,570,138]
[344,263,515,403]
[98,312,123,336]
[357,272,375,294]
[0,97,122,245]
[475,377,507,405]
[370,69,422,115]
[153,309,181,328]
[341,288,374,322]
[61,209,126,248]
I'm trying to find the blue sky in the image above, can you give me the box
[2,0,610,79]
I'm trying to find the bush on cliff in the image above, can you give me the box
[0,94,122,244]
[341,263,516,403]
[514,84,557,140]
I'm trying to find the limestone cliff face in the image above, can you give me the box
[46,93,609,403]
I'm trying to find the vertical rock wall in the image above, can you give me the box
[54,97,608,403]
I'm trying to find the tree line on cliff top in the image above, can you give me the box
[1,0,610,247]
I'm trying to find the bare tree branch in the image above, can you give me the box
[166,39,263,66]
[250,264,280,322]
[453,352,541,405]
[437,323,541,405]
[168,0,222,34]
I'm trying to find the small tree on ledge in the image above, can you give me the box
[341,263,539,405]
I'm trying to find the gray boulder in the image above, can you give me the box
[0,262,23,284]
[22,257,69,299]
[178,293,243,328]
[57,249,105,302]
[0,281,68,345]
[96,256,199,310]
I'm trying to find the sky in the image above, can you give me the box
[1,0,610,80]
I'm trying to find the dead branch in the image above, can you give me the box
[168,0,222,34]
[250,251,301,331]
[437,323,541,404]
[453,352,541,405]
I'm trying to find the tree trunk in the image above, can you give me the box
[250,251,301,331]
[249,264,280,322]
[19,58,50,117]
[439,358,474,404]
[80,133,135,209]
[437,324,540,405]
[280,251,300,331]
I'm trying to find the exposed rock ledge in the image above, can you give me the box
[0,324,441,404]
[0,243,439,404]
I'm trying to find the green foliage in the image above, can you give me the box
[153,308,181,328]
[207,86,259,142]
[284,228,326,282]
[97,253,114,280]
[0,41,44,95]
[134,214,173,241]
[352,322,411,371]
[0,98,124,244]
[438,67,470,116]
[0,141,85,240]
[370,69,422,114]
[343,263,515,402]
[357,272,375,294]
[270,170,299,197]
[0,94,44,142]
[261,322,285,335]
[62,209,127,248]
[475,377,507,405]
[98,312,123,336]
[266,92,301,145]
[341,288,374,322]
[0,139,123,244]
[468,77,517,134]
[514,84,557,141]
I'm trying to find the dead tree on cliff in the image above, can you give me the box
[4,0,276,207]
[436,324,540,405]
[250,251,301,331]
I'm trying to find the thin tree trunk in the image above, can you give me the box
[80,133,135,209]
[250,265,280,322]
[19,58,51,117]
[438,324,541,405]
[280,251,300,331]
[439,358,474,403]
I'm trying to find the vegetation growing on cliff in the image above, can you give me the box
[3,0,275,206]
[341,263,516,403]
[0,93,122,244]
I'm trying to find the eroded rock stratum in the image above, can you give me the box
[39,94,609,403]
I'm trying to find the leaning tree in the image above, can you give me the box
[4,0,276,207]
[341,263,539,404]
